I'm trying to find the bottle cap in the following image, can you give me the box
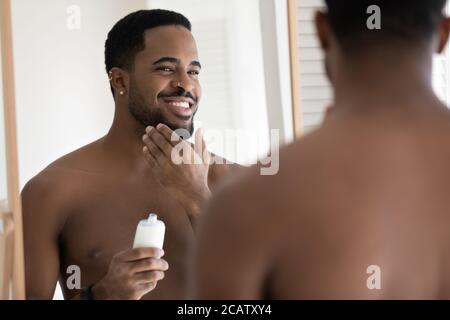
[147,213,158,224]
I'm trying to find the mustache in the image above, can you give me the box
[158,89,198,103]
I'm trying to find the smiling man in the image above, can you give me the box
[21,9,237,300]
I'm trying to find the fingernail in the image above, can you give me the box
[157,124,164,130]
[146,126,153,134]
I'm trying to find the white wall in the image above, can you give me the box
[259,0,295,144]
[12,0,148,300]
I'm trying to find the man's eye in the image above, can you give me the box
[157,67,174,72]
[188,70,200,76]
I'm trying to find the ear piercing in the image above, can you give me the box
[109,70,125,96]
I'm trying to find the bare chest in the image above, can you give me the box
[58,177,195,298]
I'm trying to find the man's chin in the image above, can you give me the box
[163,120,194,138]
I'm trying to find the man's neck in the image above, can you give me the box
[331,51,443,115]
[102,105,148,169]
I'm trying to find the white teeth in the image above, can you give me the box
[168,101,190,109]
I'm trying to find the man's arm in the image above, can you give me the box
[21,174,65,300]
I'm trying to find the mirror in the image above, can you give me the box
[11,0,450,301]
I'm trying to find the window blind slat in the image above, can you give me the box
[297,0,330,133]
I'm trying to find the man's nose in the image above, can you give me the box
[171,73,195,93]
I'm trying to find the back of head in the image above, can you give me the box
[324,0,447,55]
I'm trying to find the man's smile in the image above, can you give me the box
[161,97,195,119]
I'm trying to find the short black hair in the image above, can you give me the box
[105,9,192,94]
[324,0,447,51]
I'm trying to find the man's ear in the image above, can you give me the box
[436,16,450,54]
[109,67,130,97]
[314,10,331,51]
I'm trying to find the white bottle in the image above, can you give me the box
[133,213,165,250]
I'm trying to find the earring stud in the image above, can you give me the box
[119,90,124,95]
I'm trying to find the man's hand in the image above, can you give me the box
[92,247,169,300]
[142,124,211,220]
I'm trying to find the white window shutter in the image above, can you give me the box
[296,0,332,134]
[192,18,232,130]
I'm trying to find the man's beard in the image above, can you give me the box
[127,83,195,137]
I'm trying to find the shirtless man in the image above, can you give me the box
[22,9,236,300]
[193,0,450,299]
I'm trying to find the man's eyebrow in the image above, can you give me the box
[152,57,180,65]
[152,57,202,69]
[190,61,202,69]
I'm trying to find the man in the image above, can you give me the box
[193,1,450,299]
[22,9,237,300]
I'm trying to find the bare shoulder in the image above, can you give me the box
[21,138,105,228]
[200,128,331,242]
[207,152,246,191]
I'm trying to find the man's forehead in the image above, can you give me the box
[141,25,198,58]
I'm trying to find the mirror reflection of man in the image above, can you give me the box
[22,9,238,300]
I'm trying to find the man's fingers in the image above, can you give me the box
[143,146,157,167]
[130,257,169,273]
[143,135,168,167]
[154,124,182,146]
[138,282,157,296]
[116,247,164,262]
[194,128,210,164]
[201,131,210,164]
[194,128,203,156]
[134,270,165,284]
[144,128,172,158]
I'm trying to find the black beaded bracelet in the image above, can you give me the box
[80,284,95,300]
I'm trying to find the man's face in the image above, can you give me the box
[127,25,202,136]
